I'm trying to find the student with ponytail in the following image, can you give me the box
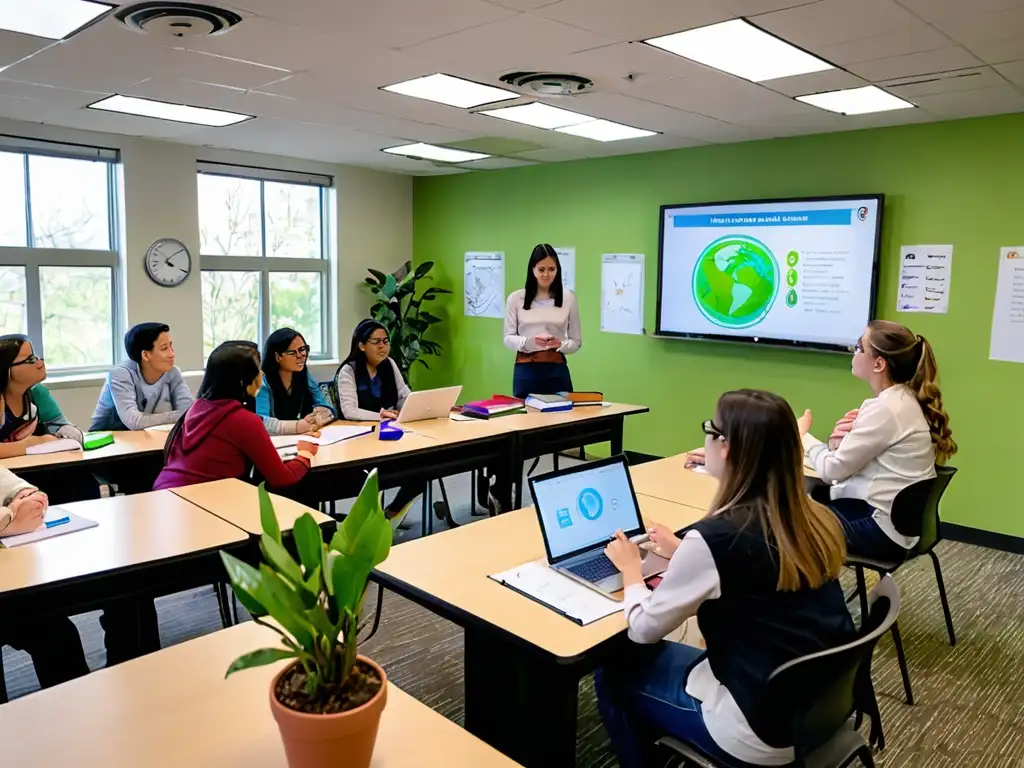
[798,320,957,561]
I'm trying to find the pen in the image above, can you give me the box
[45,516,71,528]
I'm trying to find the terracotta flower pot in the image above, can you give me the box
[270,656,388,768]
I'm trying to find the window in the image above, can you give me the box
[0,140,120,370]
[198,163,331,359]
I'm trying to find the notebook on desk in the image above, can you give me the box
[0,506,98,548]
[25,438,82,456]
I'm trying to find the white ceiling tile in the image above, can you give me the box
[559,91,709,137]
[994,60,1024,86]
[965,37,1024,65]
[0,94,73,124]
[515,146,595,162]
[0,79,104,108]
[755,0,923,48]
[722,0,821,15]
[881,66,1008,98]
[766,69,870,98]
[398,14,618,71]
[179,17,340,72]
[894,0,1024,19]
[486,0,561,8]
[907,5,1024,44]
[0,30,54,69]
[814,26,954,66]
[848,47,985,81]
[914,84,1024,118]
[157,49,291,91]
[534,0,734,42]
[464,156,539,169]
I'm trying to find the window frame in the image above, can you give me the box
[0,139,122,374]
[197,162,333,360]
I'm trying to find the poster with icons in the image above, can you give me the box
[989,247,1024,363]
[896,245,953,314]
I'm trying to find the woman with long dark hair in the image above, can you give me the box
[597,390,855,767]
[154,341,318,491]
[256,328,335,431]
[503,244,582,399]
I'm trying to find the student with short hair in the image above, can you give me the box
[154,341,318,491]
[598,389,855,767]
[90,322,193,431]
[256,328,335,432]
[798,320,957,561]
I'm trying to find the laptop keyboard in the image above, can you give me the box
[566,554,619,583]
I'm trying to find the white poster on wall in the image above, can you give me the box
[989,246,1024,363]
[601,253,645,335]
[555,246,576,292]
[896,245,953,313]
[464,252,505,319]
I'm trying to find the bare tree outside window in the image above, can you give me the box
[202,270,260,358]
[40,266,113,367]
[199,175,262,257]
[0,267,27,334]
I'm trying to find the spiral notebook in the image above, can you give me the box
[489,559,622,626]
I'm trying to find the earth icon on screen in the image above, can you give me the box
[691,235,780,329]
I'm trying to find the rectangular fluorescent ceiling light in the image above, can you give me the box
[88,95,253,126]
[644,19,833,82]
[556,119,658,142]
[383,143,491,163]
[0,0,111,40]
[382,73,518,109]
[797,86,915,115]
[478,102,592,130]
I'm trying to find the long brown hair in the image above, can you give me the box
[709,389,846,591]
[865,320,957,464]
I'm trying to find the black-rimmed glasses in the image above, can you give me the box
[10,354,41,367]
[702,419,725,440]
[365,337,390,347]
[281,345,311,357]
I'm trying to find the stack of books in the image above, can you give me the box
[559,391,603,407]
[461,395,525,419]
[525,393,573,413]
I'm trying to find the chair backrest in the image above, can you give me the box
[765,576,901,759]
[890,465,957,554]
[319,379,340,415]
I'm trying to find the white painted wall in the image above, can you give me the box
[0,117,413,427]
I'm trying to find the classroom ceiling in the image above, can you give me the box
[1,0,1023,174]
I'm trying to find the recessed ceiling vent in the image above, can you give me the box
[500,72,595,97]
[115,2,243,39]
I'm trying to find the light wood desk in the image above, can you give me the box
[628,454,718,511]
[169,478,333,535]
[0,622,521,767]
[373,494,702,767]
[0,429,167,471]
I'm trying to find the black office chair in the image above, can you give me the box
[846,465,957,706]
[655,575,900,768]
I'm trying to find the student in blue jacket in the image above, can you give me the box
[90,322,193,431]
[256,328,335,432]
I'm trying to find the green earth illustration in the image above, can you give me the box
[692,236,780,329]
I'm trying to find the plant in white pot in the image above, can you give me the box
[220,471,392,768]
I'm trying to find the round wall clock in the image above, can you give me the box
[144,238,192,287]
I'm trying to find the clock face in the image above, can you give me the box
[145,238,192,287]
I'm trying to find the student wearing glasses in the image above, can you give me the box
[256,328,336,432]
[797,320,957,562]
[0,334,83,459]
[90,322,194,431]
[598,390,855,767]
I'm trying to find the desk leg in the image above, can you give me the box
[610,415,624,457]
[464,629,579,767]
[512,436,525,511]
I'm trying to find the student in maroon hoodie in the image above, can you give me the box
[154,342,318,491]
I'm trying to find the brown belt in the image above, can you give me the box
[516,350,566,364]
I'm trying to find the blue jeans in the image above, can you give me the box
[512,362,573,400]
[596,642,738,768]
[829,498,908,563]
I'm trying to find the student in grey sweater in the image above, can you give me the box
[90,323,194,431]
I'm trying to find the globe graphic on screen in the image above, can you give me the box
[691,236,780,329]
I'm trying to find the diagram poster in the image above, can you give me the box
[989,247,1024,363]
[601,253,645,335]
[555,246,576,292]
[897,245,953,313]
[464,252,505,318]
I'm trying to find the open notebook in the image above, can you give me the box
[0,506,98,548]
[273,424,374,453]
[489,559,622,626]
[25,438,82,456]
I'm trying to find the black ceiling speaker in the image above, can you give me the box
[115,2,243,38]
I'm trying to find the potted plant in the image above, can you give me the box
[220,471,392,768]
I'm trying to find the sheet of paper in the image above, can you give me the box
[464,251,505,319]
[490,560,622,626]
[896,245,952,313]
[0,506,98,548]
[555,246,575,292]
[601,253,645,335]
[989,246,1024,363]
[272,425,373,449]
[450,413,477,422]
[145,424,175,432]
[25,438,83,456]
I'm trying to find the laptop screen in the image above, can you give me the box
[531,458,644,561]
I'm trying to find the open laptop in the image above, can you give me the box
[529,455,668,597]
[396,385,463,424]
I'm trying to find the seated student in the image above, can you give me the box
[335,320,417,524]
[154,341,318,491]
[90,322,193,431]
[798,320,957,562]
[597,389,855,768]
[0,334,83,459]
[256,328,335,432]
[229,340,316,437]
[0,466,90,688]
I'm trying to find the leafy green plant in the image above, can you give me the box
[365,260,450,377]
[220,471,391,695]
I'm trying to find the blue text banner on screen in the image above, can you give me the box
[673,209,852,228]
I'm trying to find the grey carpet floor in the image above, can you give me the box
[4,459,1024,767]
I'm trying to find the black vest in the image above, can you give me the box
[692,510,856,748]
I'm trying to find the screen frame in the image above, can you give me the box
[655,193,884,353]
[528,454,645,565]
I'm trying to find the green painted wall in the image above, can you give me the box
[412,114,1024,537]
